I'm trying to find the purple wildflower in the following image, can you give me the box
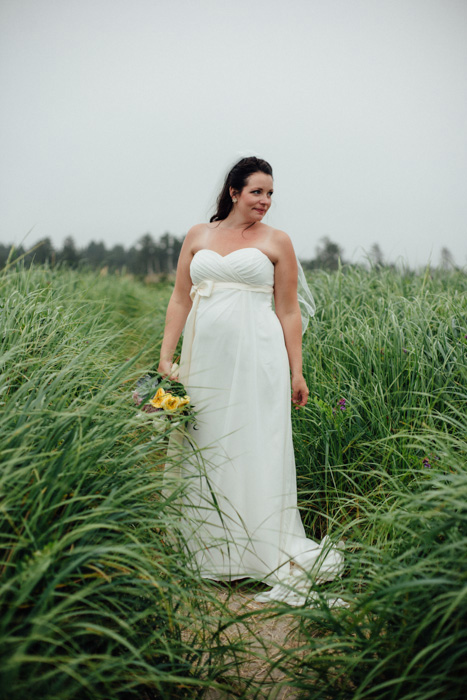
[338,398,347,411]
[422,457,432,469]
[402,348,408,354]
[132,391,143,406]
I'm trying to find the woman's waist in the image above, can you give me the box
[190,279,274,300]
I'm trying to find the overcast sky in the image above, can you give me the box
[1,0,466,267]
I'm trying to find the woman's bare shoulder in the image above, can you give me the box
[186,223,207,237]
[266,227,295,257]
[184,223,207,250]
[270,227,292,243]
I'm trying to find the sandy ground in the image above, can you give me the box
[198,584,309,700]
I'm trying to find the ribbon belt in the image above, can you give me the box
[180,280,274,382]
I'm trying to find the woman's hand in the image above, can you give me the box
[292,374,309,408]
[158,359,174,377]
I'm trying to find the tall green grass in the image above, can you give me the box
[0,266,244,699]
[281,265,467,699]
[294,265,467,536]
[275,463,467,699]
[1,263,466,699]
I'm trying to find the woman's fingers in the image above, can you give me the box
[291,376,309,408]
[169,362,180,380]
[157,359,173,377]
[292,389,309,408]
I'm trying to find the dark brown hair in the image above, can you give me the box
[210,157,273,222]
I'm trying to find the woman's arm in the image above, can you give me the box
[273,232,309,407]
[158,228,198,375]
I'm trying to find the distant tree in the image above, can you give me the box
[137,233,158,275]
[172,235,184,268]
[126,245,139,274]
[157,232,182,273]
[0,243,13,268]
[300,237,345,271]
[0,239,54,268]
[32,237,55,265]
[133,232,184,275]
[440,246,455,270]
[369,243,384,267]
[58,236,80,268]
[313,236,344,271]
[1,244,26,267]
[108,244,127,271]
[82,240,108,269]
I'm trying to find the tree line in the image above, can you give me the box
[0,233,184,277]
[0,232,459,275]
[1,233,351,275]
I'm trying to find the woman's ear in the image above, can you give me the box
[229,187,238,200]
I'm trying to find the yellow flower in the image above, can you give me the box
[149,387,165,408]
[178,395,191,408]
[160,394,181,411]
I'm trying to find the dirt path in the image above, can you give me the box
[201,586,307,700]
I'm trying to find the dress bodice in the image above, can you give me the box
[190,248,274,287]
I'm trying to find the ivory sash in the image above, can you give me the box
[180,280,274,382]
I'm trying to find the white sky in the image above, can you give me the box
[1,0,466,267]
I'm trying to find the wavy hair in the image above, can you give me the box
[210,157,273,223]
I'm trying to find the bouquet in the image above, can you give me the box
[132,366,196,433]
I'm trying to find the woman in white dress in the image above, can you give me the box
[158,157,343,605]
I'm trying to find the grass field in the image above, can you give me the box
[1,263,466,699]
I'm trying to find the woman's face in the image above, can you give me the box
[232,171,274,221]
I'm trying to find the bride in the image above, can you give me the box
[158,157,343,606]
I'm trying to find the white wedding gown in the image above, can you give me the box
[171,248,344,606]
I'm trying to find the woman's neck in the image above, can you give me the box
[215,216,258,232]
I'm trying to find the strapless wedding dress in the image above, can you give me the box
[172,248,344,606]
